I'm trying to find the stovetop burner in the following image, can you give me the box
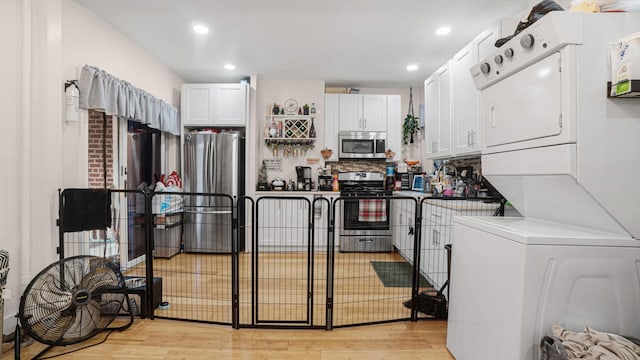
[338,171,389,196]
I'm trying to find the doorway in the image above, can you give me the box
[126,121,162,260]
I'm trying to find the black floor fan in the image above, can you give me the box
[14,255,134,359]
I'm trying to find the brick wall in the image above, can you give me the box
[88,110,114,188]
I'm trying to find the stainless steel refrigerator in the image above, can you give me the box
[183,131,244,253]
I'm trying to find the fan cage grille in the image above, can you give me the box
[19,255,128,346]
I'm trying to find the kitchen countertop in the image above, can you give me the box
[253,190,519,214]
[394,190,433,198]
[394,190,505,211]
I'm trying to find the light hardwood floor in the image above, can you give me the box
[123,251,436,326]
[3,318,454,359]
[3,251,452,359]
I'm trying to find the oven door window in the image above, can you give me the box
[341,139,374,154]
[342,198,390,230]
[482,51,563,149]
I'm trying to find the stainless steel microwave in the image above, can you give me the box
[338,131,387,159]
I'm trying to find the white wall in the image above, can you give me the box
[250,77,326,192]
[61,0,183,188]
[0,0,27,336]
[0,0,183,334]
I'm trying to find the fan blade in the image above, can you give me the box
[25,302,76,343]
[80,267,118,293]
[64,299,101,340]
[29,273,73,311]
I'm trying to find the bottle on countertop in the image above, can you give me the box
[332,174,339,192]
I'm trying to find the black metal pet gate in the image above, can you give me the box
[58,188,504,329]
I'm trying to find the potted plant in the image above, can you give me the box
[402,87,420,145]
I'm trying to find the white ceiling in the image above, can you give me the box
[73,0,531,88]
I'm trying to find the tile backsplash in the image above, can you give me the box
[326,160,390,174]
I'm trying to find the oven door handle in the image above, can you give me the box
[359,238,374,243]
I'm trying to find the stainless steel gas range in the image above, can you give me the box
[338,172,392,252]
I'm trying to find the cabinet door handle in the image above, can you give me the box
[431,213,442,218]
[432,229,440,246]
[467,130,471,147]
[364,118,367,129]
[470,130,475,145]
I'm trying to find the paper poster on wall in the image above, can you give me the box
[264,159,283,172]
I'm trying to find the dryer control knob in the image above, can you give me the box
[520,34,535,49]
[494,55,504,65]
[504,48,514,58]
[480,63,491,74]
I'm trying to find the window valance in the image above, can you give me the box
[78,65,179,135]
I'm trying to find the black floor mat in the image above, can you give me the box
[370,261,431,288]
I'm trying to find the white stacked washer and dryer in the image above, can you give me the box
[446,11,640,360]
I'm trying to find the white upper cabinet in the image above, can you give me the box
[338,94,387,132]
[425,76,438,158]
[181,83,248,127]
[425,62,452,159]
[427,17,517,160]
[361,95,387,132]
[326,93,401,159]
[452,42,481,155]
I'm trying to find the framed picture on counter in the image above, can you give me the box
[412,175,424,191]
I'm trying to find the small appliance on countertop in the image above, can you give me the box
[295,166,312,191]
[270,178,285,191]
[318,175,333,191]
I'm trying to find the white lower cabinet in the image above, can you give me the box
[419,201,503,291]
[392,199,416,262]
[311,195,334,250]
[420,203,454,290]
[255,195,336,251]
[257,197,309,249]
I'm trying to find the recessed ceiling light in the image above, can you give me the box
[224,64,236,70]
[435,26,451,36]
[406,64,419,71]
[193,24,209,34]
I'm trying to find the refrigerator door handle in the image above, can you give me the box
[208,137,216,195]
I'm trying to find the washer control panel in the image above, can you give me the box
[471,12,584,90]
